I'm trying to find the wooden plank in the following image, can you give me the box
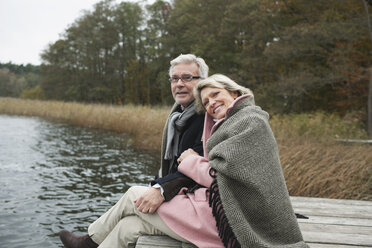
[291,200,372,211]
[291,197,372,246]
[308,244,372,248]
[299,222,372,236]
[293,207,372,219]
[296,215,372,227]
[302,231,372,246]
[291,197,372,219]
[291,196,372,206]
[298,222,372,246]
[291,198,372,211]
[135,235,196,248]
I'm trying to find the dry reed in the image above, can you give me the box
[1,97,371,200]
[279,141,371,200]
[270,112,371,200]
[0,97,170,151]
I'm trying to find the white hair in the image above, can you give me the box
[169,54,209,79]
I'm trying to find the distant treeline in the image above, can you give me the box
[0,62,41,99]
[2,0,372,117]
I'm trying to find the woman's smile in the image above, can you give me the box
[213,104,223,114]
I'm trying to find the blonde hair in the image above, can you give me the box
[194,74,253,113]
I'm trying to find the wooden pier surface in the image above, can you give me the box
[135,196,372,248]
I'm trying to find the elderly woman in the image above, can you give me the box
[173,74,308,247]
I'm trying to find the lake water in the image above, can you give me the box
[0,115,159,248]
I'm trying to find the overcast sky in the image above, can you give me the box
[0,0,149,66]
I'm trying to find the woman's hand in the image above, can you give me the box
[177,148,198,164]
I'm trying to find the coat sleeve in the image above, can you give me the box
[155,175,196,201]
[178,154,214,188]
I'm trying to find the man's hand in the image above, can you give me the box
[134,187,164,214]
[177,148,198,164]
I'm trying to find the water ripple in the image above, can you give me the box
[0,115,159,247]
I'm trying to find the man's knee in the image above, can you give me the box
[120,185,148,204]
[128,185,147,193]
[127,186,147,197]
[118,215,163,239]
[99,216,142,248]
[116,216,142,237]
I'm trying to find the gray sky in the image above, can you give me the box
[0,0,148,65]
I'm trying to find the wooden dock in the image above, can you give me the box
[135,196,372,248]
[292,196,372,247]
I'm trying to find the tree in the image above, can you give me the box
[0,68,27,97]
[144,0,172,104]
[0,62,41,94]
[37,0,371,121]
[114,1,144,103]
[257,0,371,115]
[362,0,372,138]
[41,0,146,104]
[41,39,74,100]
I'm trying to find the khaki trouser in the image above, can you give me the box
[88,186,188,248]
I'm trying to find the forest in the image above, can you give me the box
[0,62,41,99]
[1,0,372,124]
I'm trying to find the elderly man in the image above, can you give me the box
[59,54,209,248]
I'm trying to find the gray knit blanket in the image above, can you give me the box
[206,97,309,247]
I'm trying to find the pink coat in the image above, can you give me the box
[157,96,250,247]
[157,116,224,247]
[157,154,222,248]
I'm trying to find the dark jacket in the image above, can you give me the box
[152,104,204,201]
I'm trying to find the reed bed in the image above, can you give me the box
[1,97,371,200]
[270,112,372,200]
[0,97,170,151]
[279,142,371,200]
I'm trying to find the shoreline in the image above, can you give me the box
[1,97,371,201]
[0,97,170,151]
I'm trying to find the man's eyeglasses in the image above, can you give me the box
[169,74,201,84]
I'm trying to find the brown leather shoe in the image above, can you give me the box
[59,230,98,248]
